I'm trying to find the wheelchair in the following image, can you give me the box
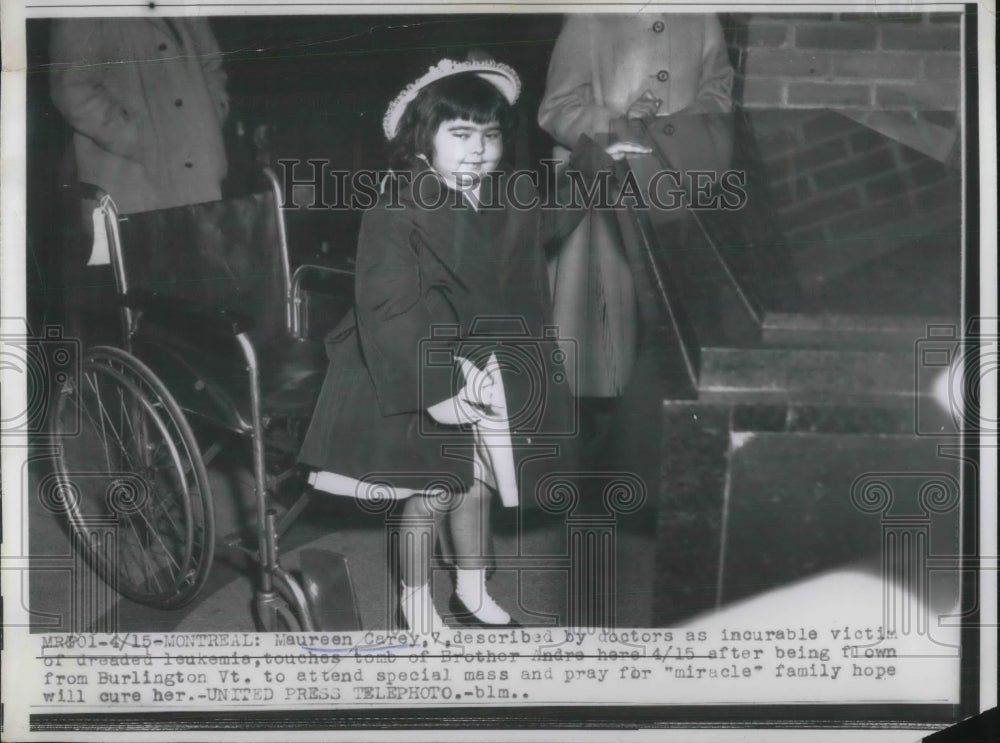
[49,170,354,631]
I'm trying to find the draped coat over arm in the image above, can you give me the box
[536,13,733,396]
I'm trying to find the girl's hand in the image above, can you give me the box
[605,141,653,161]
[457,356,497,409]
[425,355,501,426]
[427,393,482,425]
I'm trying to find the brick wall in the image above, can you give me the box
[731,13,962,112]
[750,109,962,290]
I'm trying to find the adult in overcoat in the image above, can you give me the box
[537,13,733,397]
[50,17,230,215]
[538,14,734,146]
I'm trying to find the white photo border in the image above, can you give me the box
[2,1,996,740]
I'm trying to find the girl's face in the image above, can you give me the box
[428,118,503,188]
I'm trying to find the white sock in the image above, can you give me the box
[455,568,511,624]
[399,581,442,634]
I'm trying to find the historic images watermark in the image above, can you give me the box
[913,318,998,438]
[839,318,1000,651]
[0,321,80,438]
[351,469,646,630]
[275,158,749,212]
[417,317,579,439]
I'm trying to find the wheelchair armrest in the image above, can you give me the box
[291,264,355,340]
[123,289,255,339]
[291,263,354,295]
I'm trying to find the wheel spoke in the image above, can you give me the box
[202,441,222,466]
[129,503,182,574]
[134,475,188,545]
[117,529,147,587]
[145,442,204,533]
[144,489,186,542]
[58,350,215,609]
[75,375,115,471]
[94,392,138,470]
[124,516,155,593]
[147,436,196,480]
[118,385,138,441]
[85,370,140,472]
[128,515,166,593]
[87,371,112,472]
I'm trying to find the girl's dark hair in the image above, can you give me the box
[388,72,515,171]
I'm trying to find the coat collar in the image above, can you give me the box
[389,163,503,210]
[386,165,508,280]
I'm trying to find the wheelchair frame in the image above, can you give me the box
[51,169,352,631]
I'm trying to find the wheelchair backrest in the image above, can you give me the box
[111,172,290,345]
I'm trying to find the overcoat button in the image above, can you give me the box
[184,162,193,168]
[657,69,670,82]
[663,123,675,135]
[174,98,183,107]
[652,20,665,33]
[158,43,168,51]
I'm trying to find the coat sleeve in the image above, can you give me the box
[354,206,457,417]
[537,17,618,148]
[538,134,616,247]
[49,20,141,160]
[187,18,230,121]
[677,15,734,115]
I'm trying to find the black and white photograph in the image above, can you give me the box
[1,0,995,739]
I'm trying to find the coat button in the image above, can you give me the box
[657,69,670,82]
[158,43,168,51]
[652,20,665,33]
[663,123,675,135]
[174,98,183,107]
[184,162,194,168]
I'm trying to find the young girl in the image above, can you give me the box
[298,59,647,632]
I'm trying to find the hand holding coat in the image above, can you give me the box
[538,14,733,147]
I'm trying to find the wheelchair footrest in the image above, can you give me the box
[299,549,362,631]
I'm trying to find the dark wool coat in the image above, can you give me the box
[298,158,600,507]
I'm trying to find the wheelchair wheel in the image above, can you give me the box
[51,346,215,609]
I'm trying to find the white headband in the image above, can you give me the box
[382,58,521,140]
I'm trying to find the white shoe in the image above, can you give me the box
[453,568,513,626]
